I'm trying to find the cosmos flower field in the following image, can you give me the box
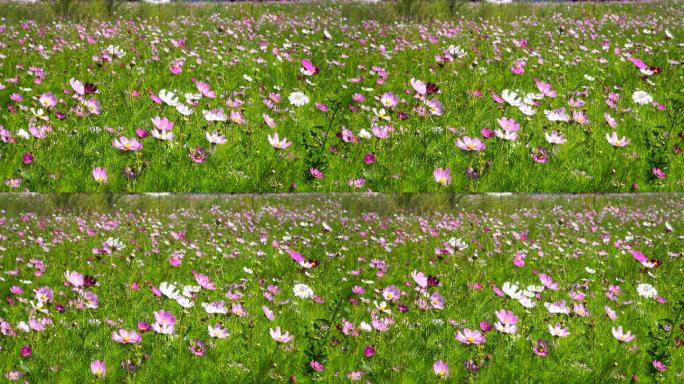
[0,1,683,192]
[0,194,682,382]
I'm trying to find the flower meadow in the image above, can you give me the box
[0,194,682,382]
[0,1,683,192]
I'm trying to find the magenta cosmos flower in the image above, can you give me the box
[433,168,452,186]
[456,136,486,151]
[112,329,142,344]
[433,360,449,378]
[113,136,142,151]
[92,167,107,184]
[269,326,294,343]
[455,328,486,345]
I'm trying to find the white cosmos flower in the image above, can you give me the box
[501,89,522,106]
[105,45,125,58]
[447,45,466,57]
[159,89,179,106]
[175,295,195,309]
[518,296,537,308]
[17,129,30,140]
[176,103,193,116]
[182,285,201,298]
[544,300,571,314]
[293,283,314,299]
[359,322,372,332]
[518,103,537,116]
[288,91,309,107]
[159,282,179,299]
[502,282,521,299]
[636,283,657,299]
[201,301,228,315]
[632,90,653,105]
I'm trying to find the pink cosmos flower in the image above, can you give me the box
[189,338,206,356]
[455,328,486,345]
[510,59,525,74]
[205,130,226,145]
[606,132,630,147]
[382,285,400,301]
[268,133,292,149]
[494,309,518,334]
[208,323,229,339]
[269,326,294,343]
[548,323,569,337]
[196,81,216,98]
[90,360,106,378]
[456,136,486,151]
[380,92,398,108]
[412,270,428,288]
[497,117,520,132]
[263,113,276,128]
[92,167,107,184]
[309,168,324,179]
[532,339,548,356]
[544,131,565,145]
[112,329,142,344]
[152,310,176,335]
[573,303,590,317]
[535,79,557,98]
[539,273,559,290]
[38,92,57,108]
[572,111,589,125]
[430,292,445,309]
[603,112,617,128]
[300,59,319,76]
[151,116,174,131]
[348,178,365,189]
[611,326,635,342]
[64,270,84,287]
[230,111,245,125]
[433,168,452,186]
[651,167,666,179]
[85,98,101,115]
[310,360,325,372]
[513,252,525,267]
[427,98,443,115]
[433,360,449,378]
[113,136,142,152]
[193,271,216,290]
[410,78,427,95]
[652,360,667,372]
[70,78,85,95]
